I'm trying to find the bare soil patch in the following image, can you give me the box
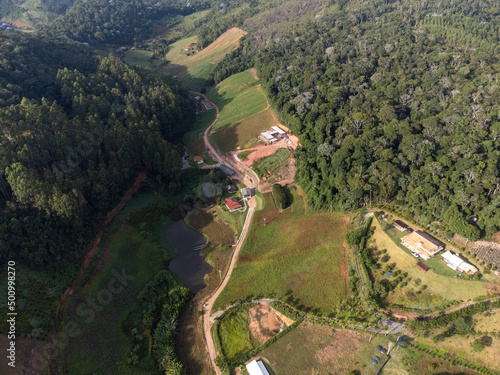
[242,145,281,166]
[259,158,297,193]
[314,329,363,368]
[381,308,422,321]
[247,302,294,344]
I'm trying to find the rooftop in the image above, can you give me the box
[401,230,444,258]
[225,197,243,211]
[246,360,270,375]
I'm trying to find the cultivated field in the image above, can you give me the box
[217,307,256,363]
[215,190,349,313]
[208,70,281,153]
[162,28,247,89]
[371,219,488,303]
[256,323,394,375]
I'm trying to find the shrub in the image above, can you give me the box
[464,275,470,280]
[272,184,287,210]
[493,266,497,271]
[381,254,390,262]
[470,340,485,352]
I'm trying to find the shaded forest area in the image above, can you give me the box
[0,32,193,340]
[211,0,500,240]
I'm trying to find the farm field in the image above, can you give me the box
[416,329,500,372]
[215,190,349,313]
[162,28,247,89]
[255,323,395,375]
[121,49,153,67]
[208,69,281,153]
[371,218,489,303]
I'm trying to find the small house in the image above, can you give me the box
[227,184,237,193]
[203,99,215,110]
[401,230,444,260]
[393,220,410,232]
[184,46,193,51]
[194,156,204,165]
[241,187,253,200]
[245,360,270,375]
[224,197,243,212]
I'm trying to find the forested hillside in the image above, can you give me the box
[0,0,74,25]
[44,0,203,45]
[0,32,193,338]
[212,0,500,240]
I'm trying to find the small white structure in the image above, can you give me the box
[441,250,478,275]
[271,126,286,135]
[260,131,278,143]
[246,360,270,375]
[241,187,252,200]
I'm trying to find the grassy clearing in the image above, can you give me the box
[257,323,395,375]
[213,108,274,153]
[186,209,235,246]
[475,308,500,332]
[121,50,153,67]
[214,204,247,238]
[415,329,500,372]
[208,70,279,153]
[217,307,255,363]
[162,28,247,89]
[371,219,487,303]
[215,190,349,313]
[158,10,211,41]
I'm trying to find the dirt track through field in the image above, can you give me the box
[190,90,259,375]
[55,170,147,319]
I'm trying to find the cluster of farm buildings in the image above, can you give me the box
[1,22,13,31]
[394,220,478,275]
[259,126,291,144]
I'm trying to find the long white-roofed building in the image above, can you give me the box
[246,360,270,375]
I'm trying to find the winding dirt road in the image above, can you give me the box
[191,91,259,374]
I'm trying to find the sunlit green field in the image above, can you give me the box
[215,191,349,313]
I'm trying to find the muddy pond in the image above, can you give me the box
[166,220,213,293]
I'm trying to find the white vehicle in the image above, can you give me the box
[411,252,420,258]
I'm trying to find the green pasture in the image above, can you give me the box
[215,190,349,313]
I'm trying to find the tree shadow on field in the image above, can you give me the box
[213,123,239,153]
[282,185,294,208]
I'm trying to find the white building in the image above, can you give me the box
[271,126,286,135]
[441,250,478,275]
[260,131,278,143]
[246,360,270,375]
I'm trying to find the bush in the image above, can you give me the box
[493,266,497,271]
[381,254,390,263]
[272,184,287,210]
[470,340,485,352]
[464,275,470,280]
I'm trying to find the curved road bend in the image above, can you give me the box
[190,91,258,374]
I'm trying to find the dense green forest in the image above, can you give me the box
[211,0,500,240]
[0,32,193,344]
[43,0,204,45]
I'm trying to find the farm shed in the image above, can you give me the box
[219,164,235,176]
[245,359,270,375]
[224,197,243,212]
[441,250,478,275]
[227,184,237,193]
[393,220,409,232]
[260,131,278,143]
[271,126,286,135]
[401,230,444,260]
[416,262,430,272]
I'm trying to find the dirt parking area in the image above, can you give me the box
[248,302,294,344]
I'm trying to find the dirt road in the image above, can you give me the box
[191,91,259,374]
